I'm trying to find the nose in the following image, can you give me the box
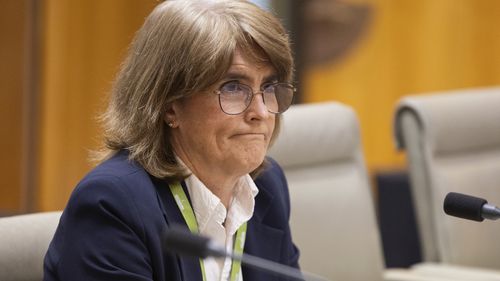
[245,91,270,120]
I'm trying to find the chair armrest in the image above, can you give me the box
[385,263,500,281]
[410,262,500,281]
[384,268,455,281]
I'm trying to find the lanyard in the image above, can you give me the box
[169,182,247,281]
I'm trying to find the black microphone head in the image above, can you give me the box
[163,225,211,258]
[443,192,487,222]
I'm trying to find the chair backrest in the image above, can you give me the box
[0,211,62,281]
[268,102,385,281]
[394,87,500,268]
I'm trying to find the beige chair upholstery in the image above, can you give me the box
[268,101,383,281]
[268,102,458,281]
[0,211,62,281]
[394,88,500,271]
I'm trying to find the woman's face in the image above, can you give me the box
[167,48,276,178]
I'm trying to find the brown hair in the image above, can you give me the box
[97,0,294,181]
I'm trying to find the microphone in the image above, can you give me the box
[163,226,328,281]
[443,192,500,222]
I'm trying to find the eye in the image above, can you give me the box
[262,82,277,93]
[220,81,244,93]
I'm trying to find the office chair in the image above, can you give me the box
[0,211,62,281]
[268,101,461,281]
[394,88,500,272]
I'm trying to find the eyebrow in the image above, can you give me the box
[224,71,278,83]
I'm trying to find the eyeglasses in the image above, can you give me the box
[214,81,295,115]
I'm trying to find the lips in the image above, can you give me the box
[232,133,266,140]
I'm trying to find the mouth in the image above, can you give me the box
[232,133,266,140]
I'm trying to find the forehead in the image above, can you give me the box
[225,48,277,79]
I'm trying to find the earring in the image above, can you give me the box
[168,122,174,128]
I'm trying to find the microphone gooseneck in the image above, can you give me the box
[162,225,329,281]
[162,226,225,258]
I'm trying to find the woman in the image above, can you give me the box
[44,1,299,280]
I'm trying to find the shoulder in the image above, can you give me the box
[84,150,145,181]
[74,151,155,202]
[45,151,172,280]
[254,157,287,194]
[65,151,164,232]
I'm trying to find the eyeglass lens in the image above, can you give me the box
[219,82,294,115]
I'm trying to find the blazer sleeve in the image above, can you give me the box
[44,174,153,281]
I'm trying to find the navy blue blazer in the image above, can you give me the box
[44,151,300,281]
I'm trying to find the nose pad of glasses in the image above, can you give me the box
[250,91,269,111]
[245,91,255,106]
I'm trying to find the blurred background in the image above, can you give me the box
[1,0,500,265]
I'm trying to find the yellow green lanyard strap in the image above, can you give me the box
[229,222,246,281]
[169,182,247,281]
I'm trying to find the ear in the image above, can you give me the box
[164,101,180,127]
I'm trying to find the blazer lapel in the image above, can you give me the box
[154,179,204,281]
[243,183,286,280]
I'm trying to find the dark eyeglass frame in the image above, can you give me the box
[213,81,296,115]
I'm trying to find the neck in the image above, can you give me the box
[204,178,236,209]
[194,170,238,209]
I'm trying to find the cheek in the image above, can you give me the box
[185,104,224,150]
[268,117,276,137]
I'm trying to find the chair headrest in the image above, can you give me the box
[268,102,361,168]
[394,87,500,154]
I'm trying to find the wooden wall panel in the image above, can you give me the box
[38,0,157,211]
[0,1,26,214]
[304,0,500,171]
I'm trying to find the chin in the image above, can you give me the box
[247,159,264,172]
[227,145,267,173]
[231,155,265,175]
[244,155,266,173]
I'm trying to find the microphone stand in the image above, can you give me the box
[164,226,329,281]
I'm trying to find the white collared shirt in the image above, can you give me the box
[184,172,259,281]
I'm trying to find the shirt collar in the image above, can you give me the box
[177,157,259,235]
[185,173,258,235]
